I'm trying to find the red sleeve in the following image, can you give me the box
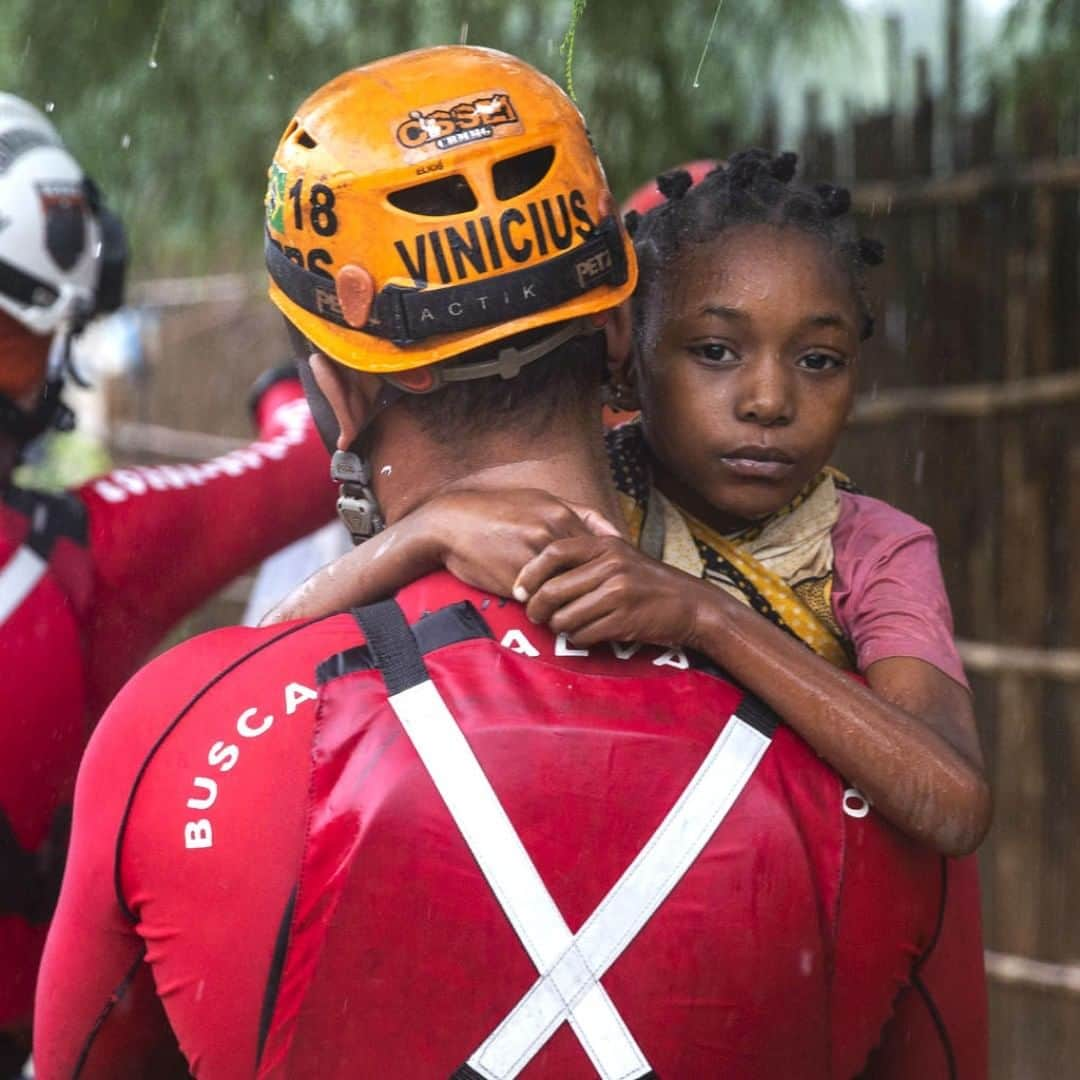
[78,379,336,716]
[33,633,247,1079]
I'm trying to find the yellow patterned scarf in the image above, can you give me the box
[607,421,855,670]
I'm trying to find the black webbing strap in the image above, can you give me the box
[0,379,75,446]
[0,804,71,923]
[266,215,628,347]
[319,601,493,685]
[0,253,59,308]
[3,485,88,557]
[733,694,780,738]
[351,599,430,696]
[0,808,38,919]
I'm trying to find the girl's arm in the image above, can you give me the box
[261,488,619,625]
[263,493,990,855]
[511,535,990,857]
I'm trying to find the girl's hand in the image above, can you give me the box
[436,489,620,597]
[261,489,618,624]
[513,535,710,648]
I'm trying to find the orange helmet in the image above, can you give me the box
[620,159,721,216]
[265,46,636,377]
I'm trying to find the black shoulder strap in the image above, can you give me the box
[352,599,430,696]
[4,486,88,555]
[0,804,71,924]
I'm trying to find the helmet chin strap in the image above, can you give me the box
[0,379,75,456]
[294,353,402,545]
[330,376,404,545]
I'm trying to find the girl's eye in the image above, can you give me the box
[797,351,847,372]
[689,342,736,364]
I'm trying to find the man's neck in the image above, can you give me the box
[369,417,626,537]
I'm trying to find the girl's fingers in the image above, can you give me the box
[512,536,612,602]
[542,587,622,639]
[548,612,626,649]
[524,561,618,626]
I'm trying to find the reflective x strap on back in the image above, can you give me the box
[354,600,776,1080]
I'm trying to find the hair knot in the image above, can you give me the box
[770,152,798,183]
[815,183,851,218]
[656,169,693,201]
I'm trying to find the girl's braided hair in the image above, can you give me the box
[625,148,885,351]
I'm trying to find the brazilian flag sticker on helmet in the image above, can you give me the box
[265,162,287,232]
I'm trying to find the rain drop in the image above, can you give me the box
[44,101,55,113]
[267,73,275,81]
[148,0,169,70]
[692,0,725,89]
[121,133,131,149]
[459,20,469,45]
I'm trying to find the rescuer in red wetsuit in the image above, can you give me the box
[36,49,965,1079]
[0,95,335,1070]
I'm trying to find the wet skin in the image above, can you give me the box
[266,222,991,854]
[636,224,859,534]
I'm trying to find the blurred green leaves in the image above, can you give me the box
[998,0,1080,120]
[3,0,850,272]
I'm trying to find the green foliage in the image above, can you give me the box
[1002,0,1080,36]
[3,0,850,274]
[992,0,1080,143]
[14,431,112,492]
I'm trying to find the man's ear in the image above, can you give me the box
[308,352,370,451]
[602,299,641,408]
[602,298,633,368]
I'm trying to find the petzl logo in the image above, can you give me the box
[395,93,519,155]
[265,162,287,232]
[575,248,613,289]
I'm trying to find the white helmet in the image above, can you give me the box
[0,94,103,336]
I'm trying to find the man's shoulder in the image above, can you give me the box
[94,616,357,748]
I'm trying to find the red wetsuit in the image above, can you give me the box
[0,378,335,1031]
[37,572,960,1079]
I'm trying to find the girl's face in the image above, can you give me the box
[636,224,860,535]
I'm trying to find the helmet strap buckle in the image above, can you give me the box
[331,448,384,544]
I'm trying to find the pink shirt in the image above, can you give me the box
[831,492,968,689]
